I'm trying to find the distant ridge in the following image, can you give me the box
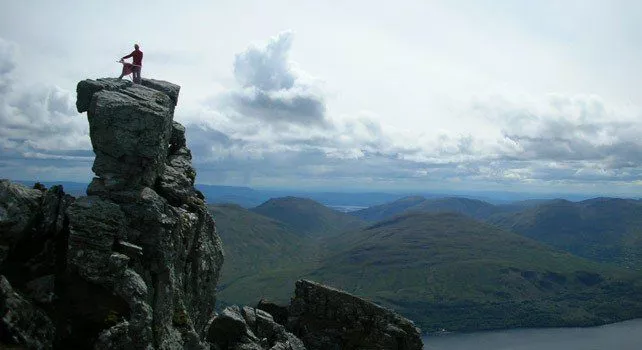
[251,196,367,237]
[308,211,642,332]
[489,197,642,268]
[15,180,87,197]
[351,196,501,222]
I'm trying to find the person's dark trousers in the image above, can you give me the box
[132,66,142,84]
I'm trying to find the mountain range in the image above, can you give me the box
[210,196,642,332]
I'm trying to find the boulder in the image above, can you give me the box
[0,180,43,264]
[288,280,423,350]
[208,305,305,350]
[0,275,55,349]
[77,78,179,189]
[0,182,72,295]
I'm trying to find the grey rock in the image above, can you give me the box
[66,196,127,284]
[71,77,223,349]
[156,146,198,207]
[257,299,289,326]
[76,78,179,188]
[115,240,144,259]
[288,280,423,350]
[24,274,55,304]
[76,78,132,113]
[94,321,136,350]
[208,306,305,350]
[0,180,43,263]
[141,78,181,107]
[170,122,187,153]
[0,181,71,304]
[0,275,55,349]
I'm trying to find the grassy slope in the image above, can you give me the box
[307,212,642,332]
[488,198,642,268]
[209,204,320,305]
[211,200,642,333]
[250,196,367,237]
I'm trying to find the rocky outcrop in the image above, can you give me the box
[0,181,44,264]
[0,181,72,302]
[0,181,71,348]
[0,77,424,349]
[77,79,179,189]
[287,280,423,350]
[207,305,305,350]
[0,275,55,349]
[65,78,224,349]
[0,77,224,349]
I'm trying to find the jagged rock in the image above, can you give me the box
[288,280,423,350]
[24,274,55,304]
[77,78,178,189]
[0,275,55,349]
[257,299,289,326]
[0,182,72,297]
[169,122,187,153]
[0,180,43,264]
[157,146,198,207]
[141,78,180,107]
[68,77,224,349]
[208,306,305,350]
[66,196,128,284]
[94,321,133,350]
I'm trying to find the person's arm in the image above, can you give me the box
[122,51,135,60]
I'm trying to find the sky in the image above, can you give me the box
[1,0,642,195]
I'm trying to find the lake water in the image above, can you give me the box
[423,319,642,350]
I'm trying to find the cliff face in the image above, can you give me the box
[0,77,423,350]
[1,78,225,349]
[287,280,423,350]
[69,78,224,349]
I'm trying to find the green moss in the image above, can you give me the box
[186,169,196,183]
[173,309,189,326]
[105,310,120,326]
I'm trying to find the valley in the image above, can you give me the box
[210,195,642,332]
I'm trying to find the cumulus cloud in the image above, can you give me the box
[0,38,16,93]
[222,31,328,126]
[490,94,642,170]
[188,83,642,191]
[4,29,642,193]
[0,37,91,179]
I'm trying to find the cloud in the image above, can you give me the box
[221,31,328,126]
[4,26,642,194]
[490,94,642,169]
[0,38,17,94]
[0,36,91,180]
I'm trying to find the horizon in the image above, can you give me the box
[9,178,640,204]
[3,1,642,196]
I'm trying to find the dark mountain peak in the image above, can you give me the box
[251,196,366,237]
[259,196,322,207]
[545,198,575,205]
[353,195,497,222]
[580,197,639,207]
[397,195,427,202]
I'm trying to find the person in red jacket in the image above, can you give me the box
[119,44,144,83]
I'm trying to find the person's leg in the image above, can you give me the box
[133,66,141,84]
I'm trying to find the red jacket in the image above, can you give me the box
[122,49,143,66]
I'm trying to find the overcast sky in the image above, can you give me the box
[1,0,642,195]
